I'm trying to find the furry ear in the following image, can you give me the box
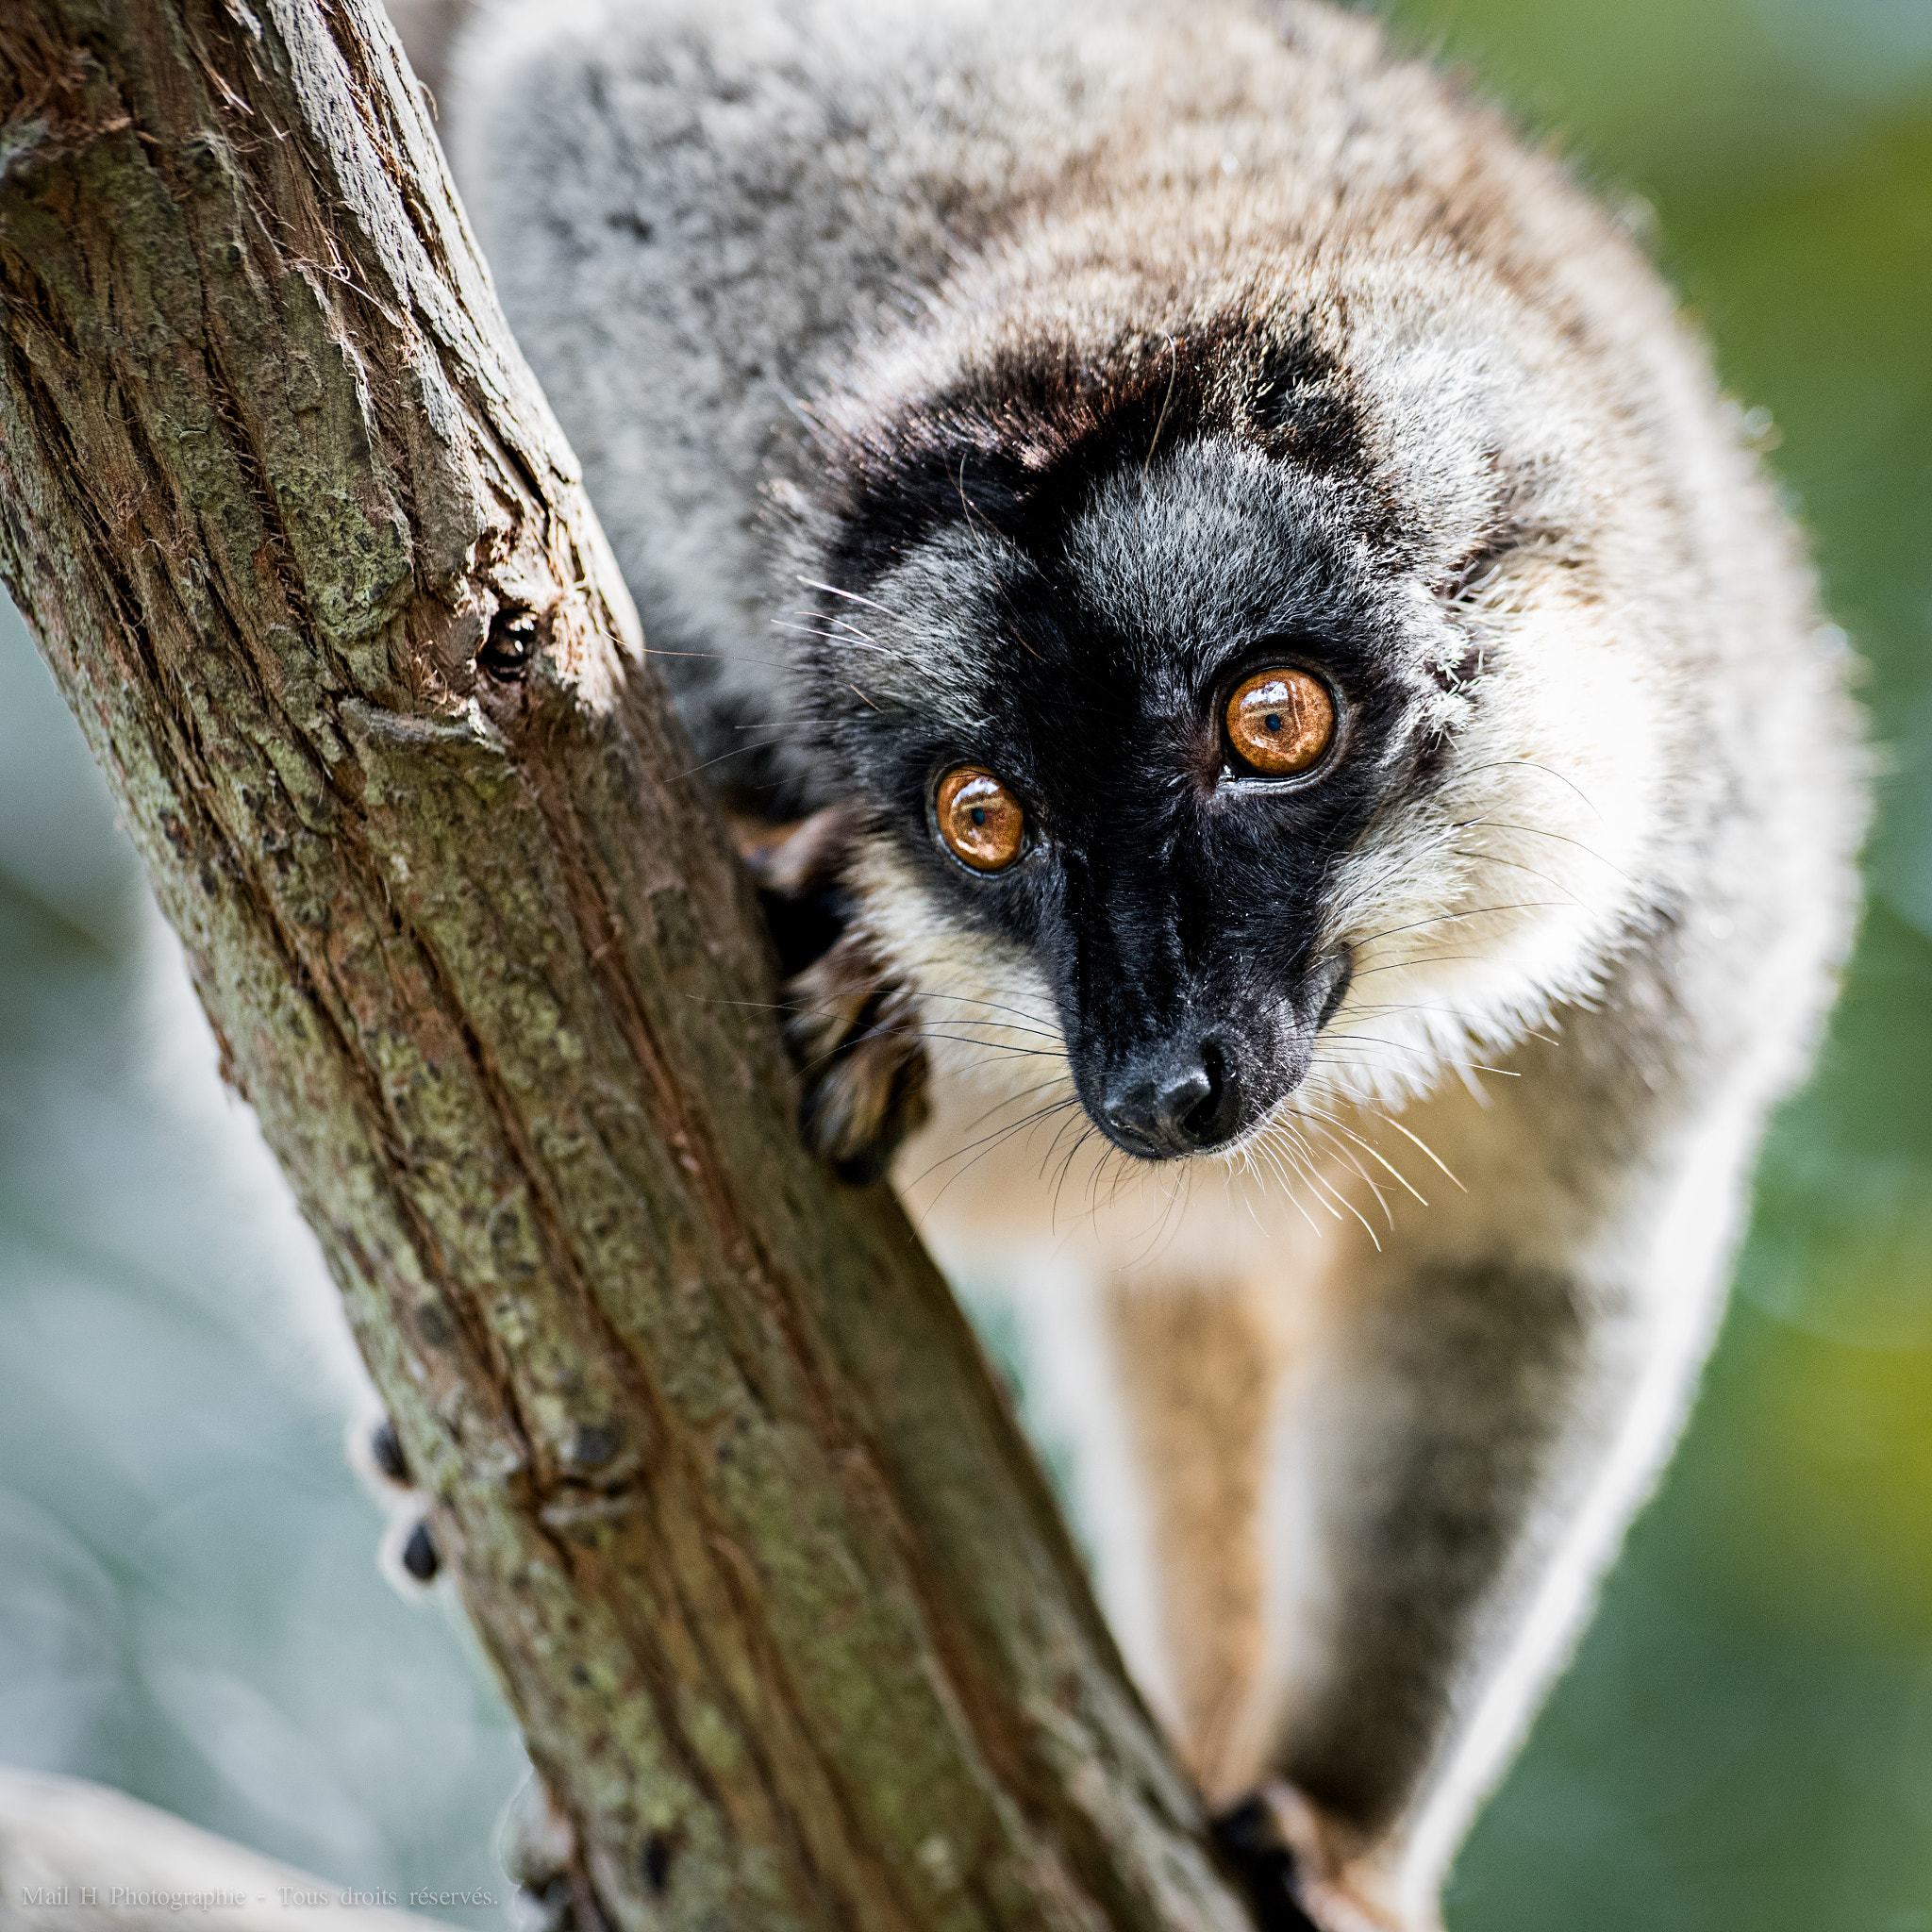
[734,808,932,1184]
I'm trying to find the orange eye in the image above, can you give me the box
[935,767,1026,872]
[1225,667,1335,776]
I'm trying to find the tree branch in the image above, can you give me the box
[0,2,1255,1925]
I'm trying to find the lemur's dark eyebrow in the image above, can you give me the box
[814,325,1387,596]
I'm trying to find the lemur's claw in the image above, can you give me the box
[400,1517,441,1583]
[1212,1796,1323,1932]
[735,808,931,1184]
[369,1415,410,1488]
[347,1407,414,1498]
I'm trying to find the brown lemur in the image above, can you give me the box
[372,0,1865,1924]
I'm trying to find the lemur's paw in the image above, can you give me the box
[1212,1795,1322,1932]
[785,935,931,1184]
[735,808,931,1186]
[347,1408,414,1496]
[368,1417,410,1488]
[349,1407,448,1593]
[378,1507,443,1590]
[400,1516,441,1582]
[1215,1786,1417,1932]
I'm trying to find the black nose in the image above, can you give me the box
[1099,1041,1241,1157]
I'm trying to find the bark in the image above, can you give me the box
[0,3,1257,1929]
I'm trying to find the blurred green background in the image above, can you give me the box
[1376,1,1932,1926]
[0,0,1926,1925]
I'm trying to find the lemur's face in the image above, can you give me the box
[799,319,1656,1163]
[866,449,1430,1158]
[803,388,1461,1159]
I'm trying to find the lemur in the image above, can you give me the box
[369,0,1864,1924]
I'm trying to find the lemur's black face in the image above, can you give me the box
[806,339,1434,1159]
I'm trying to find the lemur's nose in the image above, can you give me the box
[1100,1041,1241,1157]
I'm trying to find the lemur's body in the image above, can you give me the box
[435,2,1863,1923]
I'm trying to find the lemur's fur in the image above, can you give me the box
[425,1,1864,1923]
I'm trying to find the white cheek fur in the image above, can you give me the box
[844,836,1074,1108]
[1313,583,1664,1113]
[845,561,1667,1138]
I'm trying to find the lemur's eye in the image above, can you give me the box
[935,767,1026,872]
[1225,667,1335,777]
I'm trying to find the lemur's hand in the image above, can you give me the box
[1215,1786,1427,1932]
[347,1410,444,1592]
[734,808,931,1187]
[1212,1795,1324,1932]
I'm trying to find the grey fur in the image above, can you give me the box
[441,3,1865,1924]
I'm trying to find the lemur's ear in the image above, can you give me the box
[733,808,932,1186]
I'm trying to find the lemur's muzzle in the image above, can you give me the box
[1096,1032,1243,1157]
[1080,949,1353,1161]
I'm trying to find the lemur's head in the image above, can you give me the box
[788,267,1666,1162]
